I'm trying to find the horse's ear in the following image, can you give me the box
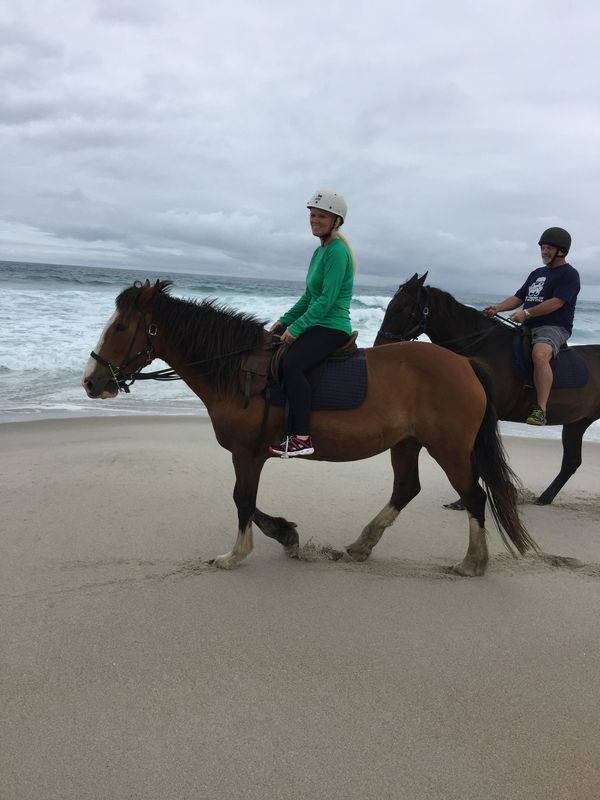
[136,279,160,310]
[418,271,429,286]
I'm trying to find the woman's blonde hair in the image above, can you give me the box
[335,230,358,275]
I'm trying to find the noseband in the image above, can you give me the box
[90,317,158,393]
[377,288,430,342]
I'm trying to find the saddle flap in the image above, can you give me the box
[238,331,362,403]
[513,330,589,389]
[239,332,279,399]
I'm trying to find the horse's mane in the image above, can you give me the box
[423,285,502,334]
[117,281,267,395]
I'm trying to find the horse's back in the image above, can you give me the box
[365,339,478,380]
[571,343,600,369]
[549,343,600,419]
[364,340,487,422]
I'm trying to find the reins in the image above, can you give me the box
[430,314,519,351]
[377,286,522,350]
[91,317,274,394]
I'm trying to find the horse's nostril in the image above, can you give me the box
[83,378,98,396]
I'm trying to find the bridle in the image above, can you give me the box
[377,287,430,342]
[89,312,159,393]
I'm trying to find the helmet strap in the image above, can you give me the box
[543,246,565,267]
[320,216,342,245]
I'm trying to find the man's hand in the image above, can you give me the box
[483,304,498,316]
[510,310,528,324]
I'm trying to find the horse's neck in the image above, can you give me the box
[154,334,220,410]
[426,312,473,353]
[426,303,501,356]
[153,323,270,412]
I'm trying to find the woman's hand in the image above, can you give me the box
[281,329,297,344]
[269,320,283,333]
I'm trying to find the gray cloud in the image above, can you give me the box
[1,0,599,297]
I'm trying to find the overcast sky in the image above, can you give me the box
[1,0,599,296]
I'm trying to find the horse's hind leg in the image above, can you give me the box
[346,439,422,562]
[252,509,299,557]
[455,503,489,577]
[434,448,489,576]
[537,418,593,505]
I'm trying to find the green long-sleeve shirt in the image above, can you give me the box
[279,238,354,337]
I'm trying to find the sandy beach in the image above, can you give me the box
[1,416,599,800]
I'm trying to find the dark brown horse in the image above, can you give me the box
[82,279,537,575]
[376,273,600,505]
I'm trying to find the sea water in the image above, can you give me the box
[1,259,599,441]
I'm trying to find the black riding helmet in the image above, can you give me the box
[538,227,571,255]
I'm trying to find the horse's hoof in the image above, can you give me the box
[285,544,299,559]
[443,500,465,511]
[534,496,552,506]
[345,546,371,562]
[328,548,348,562]
[211,554,239,570]
[450,560,486,577]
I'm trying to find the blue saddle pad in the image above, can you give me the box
[270,348,368,410]
[513,335,588,389]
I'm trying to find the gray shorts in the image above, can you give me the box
[531,325,570,357]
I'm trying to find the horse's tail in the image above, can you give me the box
[470,360,539,556]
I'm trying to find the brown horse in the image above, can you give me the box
[82,279,537,575]
[376,272,600,505]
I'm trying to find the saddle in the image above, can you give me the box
[513,329,588,389]
[239,331,363,407]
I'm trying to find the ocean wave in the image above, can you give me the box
[2,260,600,426]
[352,295,390,311]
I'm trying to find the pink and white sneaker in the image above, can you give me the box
[269,435,315,458]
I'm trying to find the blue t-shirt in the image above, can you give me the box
[515,263,580,335]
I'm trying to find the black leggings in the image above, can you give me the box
[281,325,349,434]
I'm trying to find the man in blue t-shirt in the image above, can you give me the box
[483,227,580,426]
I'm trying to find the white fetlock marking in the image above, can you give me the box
[213,525,253,569]
[465,515,488,568]
[348,503,399,554]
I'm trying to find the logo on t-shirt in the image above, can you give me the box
[526,277,546,303]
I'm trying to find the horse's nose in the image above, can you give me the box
[82,367,106,397]
[83,376,98,397]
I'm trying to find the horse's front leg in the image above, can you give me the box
[211,451,264,569]
[252,509,299,557]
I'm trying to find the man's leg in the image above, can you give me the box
[531,341,554,413]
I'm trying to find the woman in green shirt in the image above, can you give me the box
[269,189,355,458]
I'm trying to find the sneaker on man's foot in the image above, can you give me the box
[269,435,314,458]
[526,407,546,426]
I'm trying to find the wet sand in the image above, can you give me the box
[1,417,599,799]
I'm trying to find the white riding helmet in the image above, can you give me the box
[307,189,347,224]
